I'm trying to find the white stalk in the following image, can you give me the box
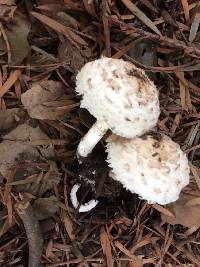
[77,120,108,158]
[70,184,98,213]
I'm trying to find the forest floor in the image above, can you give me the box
[0,0,200,266]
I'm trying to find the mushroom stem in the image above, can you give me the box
[77,120,108,158]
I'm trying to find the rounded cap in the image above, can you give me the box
[106,134,190,205]
[76,57,160,138]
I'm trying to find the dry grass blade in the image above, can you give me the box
[30,12,87,47]
[0,69,21,97]
[121,0,161,35]
[100,226,113,267]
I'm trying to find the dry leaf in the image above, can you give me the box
[0,13,30,65]
[0,108,25,134]
[21,80,76,120]
[33,196,59,220]
[0,123,55,177]
[161,193,200,228]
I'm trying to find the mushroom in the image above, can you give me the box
[76,57,160,158]
[106,134,190,205]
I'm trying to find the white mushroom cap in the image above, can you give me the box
[106,134,190,205]
[76,57,160,138]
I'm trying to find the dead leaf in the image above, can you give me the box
[33,196,59,220]
[0,13,30,65]
[21,80,77,120]
[0,140,39,178]
[161,193,200,228]
[0,108,25,134]
[100,226,114,267]
[0,123,55,177]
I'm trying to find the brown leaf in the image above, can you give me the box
[33,196,59,220]
[21,80,76,120]
[0,123,55,177]
[161,193,200,228]
[0,108,26,134]
[0,13,30,65]
[100,226,114,267]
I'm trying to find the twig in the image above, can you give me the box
[102,0,111,57]
[15,200,43,267]
[109,17,200,56]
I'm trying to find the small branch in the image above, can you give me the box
[16,200,43,267]
[102,0,111,57]
[109,17,200,57]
